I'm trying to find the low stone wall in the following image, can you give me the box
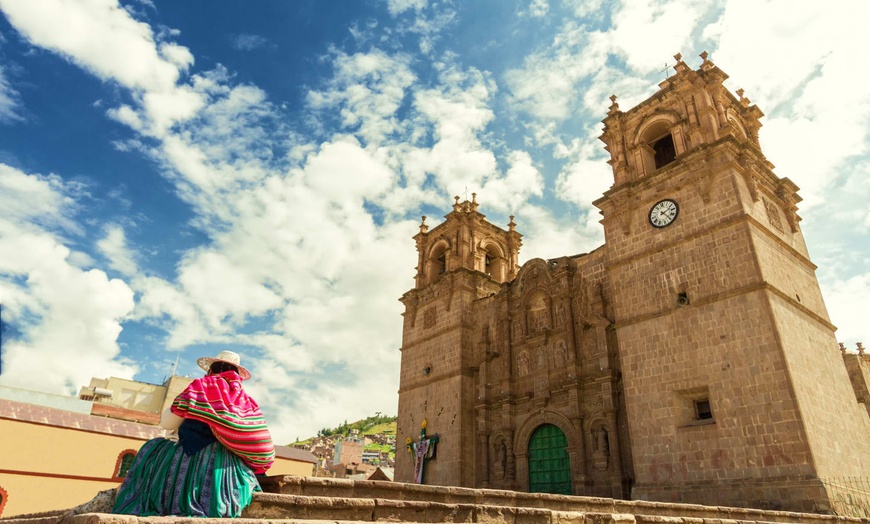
[258,476,866,523]
[2,475,867,524]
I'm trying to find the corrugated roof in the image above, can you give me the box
[275,445,318,463]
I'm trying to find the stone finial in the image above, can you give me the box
[672,52,690,75]
[608,94,620,115]
[699,50,714,71]
[858,342,865,356]
[736,88,750,107]
[419,215,429,234]
[839,342,847,354]
[472,192,477,203]
[508,215,516,232]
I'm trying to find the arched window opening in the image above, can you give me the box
[636,118,680,178]
[0,486,7,518]
[114,450,137,479]
[653,133,676,169]
[428,244,447,285]
[482,243,505,282]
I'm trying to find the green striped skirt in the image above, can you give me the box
[112,437,261,517]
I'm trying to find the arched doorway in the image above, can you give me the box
[528,424,572,494]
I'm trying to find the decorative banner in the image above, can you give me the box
[407,418,439,484]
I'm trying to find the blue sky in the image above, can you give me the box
[0,0,868,443]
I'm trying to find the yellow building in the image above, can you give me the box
[270,447,318,477]
[0,393,165,517]
[78,375,193,424]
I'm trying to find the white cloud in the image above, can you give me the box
[130,276,203,348]
[555,154,612,211]
[821,271,870,347]
[607,0,716,74]
[107,104,145,132]
[96,225,139,277]
[0,164,137,394]
[402,64,499,194]
[481,150,544,214]
[231,34,270,51]
[710,1,870,210]
[0,66,22,122]
[159,42,194,71]
[303,137,395,201]
[307,49,416,147]
[564,0,602,18]
[142,85,205,135]
[0,164,82,232]
[529,0,549,17]
[0,0,205,138]
[177,250,284,329]
[0,0,183,93]
[386,0,427,16]
[514,202,603,262]
[505,22,611,121]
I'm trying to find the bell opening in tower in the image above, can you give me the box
[653,134,676,169]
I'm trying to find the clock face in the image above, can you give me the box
[649,199,679,228]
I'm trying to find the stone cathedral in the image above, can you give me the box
[395,54,870,514]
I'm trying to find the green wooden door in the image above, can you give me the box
[528,424,572,494]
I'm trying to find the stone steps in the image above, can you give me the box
[255,476,859,524]
[244,491,858,524]
[2,476,865,524]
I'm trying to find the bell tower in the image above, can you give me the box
[396,194,521,486]
[593,53,870,511]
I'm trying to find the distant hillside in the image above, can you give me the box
[290,413,396,446]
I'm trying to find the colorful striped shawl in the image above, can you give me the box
[171,371,275,474]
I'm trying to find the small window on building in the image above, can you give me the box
[694,399,713,421]
[653,134,677,169]
[114,450,137,479]
[676,386,714,428]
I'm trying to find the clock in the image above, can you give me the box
[649,199,679,228]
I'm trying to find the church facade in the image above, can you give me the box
[395,54,870,513]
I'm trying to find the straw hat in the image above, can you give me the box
[197,350,251,380]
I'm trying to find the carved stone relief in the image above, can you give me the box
[592,425,610,471]
[764,197,784,233]
[518,351,529,377]
[536,347,547,370]
[526,293,550,334]
[554,340,568,366]
[423,307,437,329]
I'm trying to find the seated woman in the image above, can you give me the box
[112,351,275,517]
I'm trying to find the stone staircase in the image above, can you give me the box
[4,475,866,524]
